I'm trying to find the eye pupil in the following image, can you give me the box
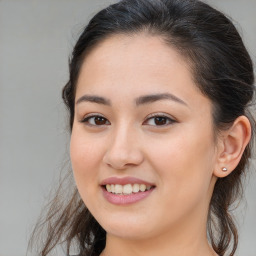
[95,116,106,125]
[155,117,167,125]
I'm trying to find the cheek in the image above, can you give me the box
[70,128,103,194]
[147,129,214,171]
[146,126,216,201]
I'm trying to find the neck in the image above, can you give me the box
[101,234,217,256]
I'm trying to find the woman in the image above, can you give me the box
[30,0,255,255]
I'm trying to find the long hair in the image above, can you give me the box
[29,0,255,255]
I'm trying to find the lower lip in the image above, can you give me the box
[101,187,155,205]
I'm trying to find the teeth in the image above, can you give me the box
[123,184,133,194]
[140,184,146,192]
[106,184,111,192]
[105,183,153,194]
[115,184,123,194]
[133,184,140,193]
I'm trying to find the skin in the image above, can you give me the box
[70,33,251,256]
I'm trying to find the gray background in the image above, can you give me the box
[0,0,255,256]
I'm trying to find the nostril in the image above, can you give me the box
[103,149,144,170]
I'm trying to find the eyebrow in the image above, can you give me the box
[76,93,187,107]
[135,93,187,106]
[76,95,111,105]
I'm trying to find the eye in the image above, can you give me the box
[143,114,176,126]
[80,115,110,126]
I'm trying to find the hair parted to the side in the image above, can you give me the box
[29,0,255,256]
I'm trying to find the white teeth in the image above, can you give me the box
[123,184,133,194]
[140,184,146,192]
[106,184,111,192]
[132,184,140,193]
[115,184,123,194]
[105,183,153,194]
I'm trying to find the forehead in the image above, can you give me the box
[76,33,206,107]
[80,33,190,80]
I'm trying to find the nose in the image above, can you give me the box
[103,126,144,170]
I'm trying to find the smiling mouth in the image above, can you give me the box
[103,184,154,195]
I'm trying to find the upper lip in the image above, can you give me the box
[100,176,155,186]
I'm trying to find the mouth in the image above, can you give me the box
[100,177,156,205]
[102,183,154,195]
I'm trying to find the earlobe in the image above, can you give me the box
[213,115,251,178]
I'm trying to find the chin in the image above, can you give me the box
[97,213,158,240]
[105,225,153,240]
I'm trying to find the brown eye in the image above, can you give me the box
[143,114,176,126]
[94,116,108,125]
[81,115,110,126]
[154,116,168,125]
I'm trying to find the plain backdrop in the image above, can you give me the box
[0,1,255,256]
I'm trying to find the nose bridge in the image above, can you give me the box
[103,121,143,169]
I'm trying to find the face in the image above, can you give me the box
[70,34,218,240]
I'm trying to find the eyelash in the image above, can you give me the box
[80,114,110,126]
[143,113,176,126]
[80,113,176,127]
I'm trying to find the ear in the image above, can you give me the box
[213,115,251,178]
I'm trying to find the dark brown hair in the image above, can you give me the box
[29,0,255,255]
